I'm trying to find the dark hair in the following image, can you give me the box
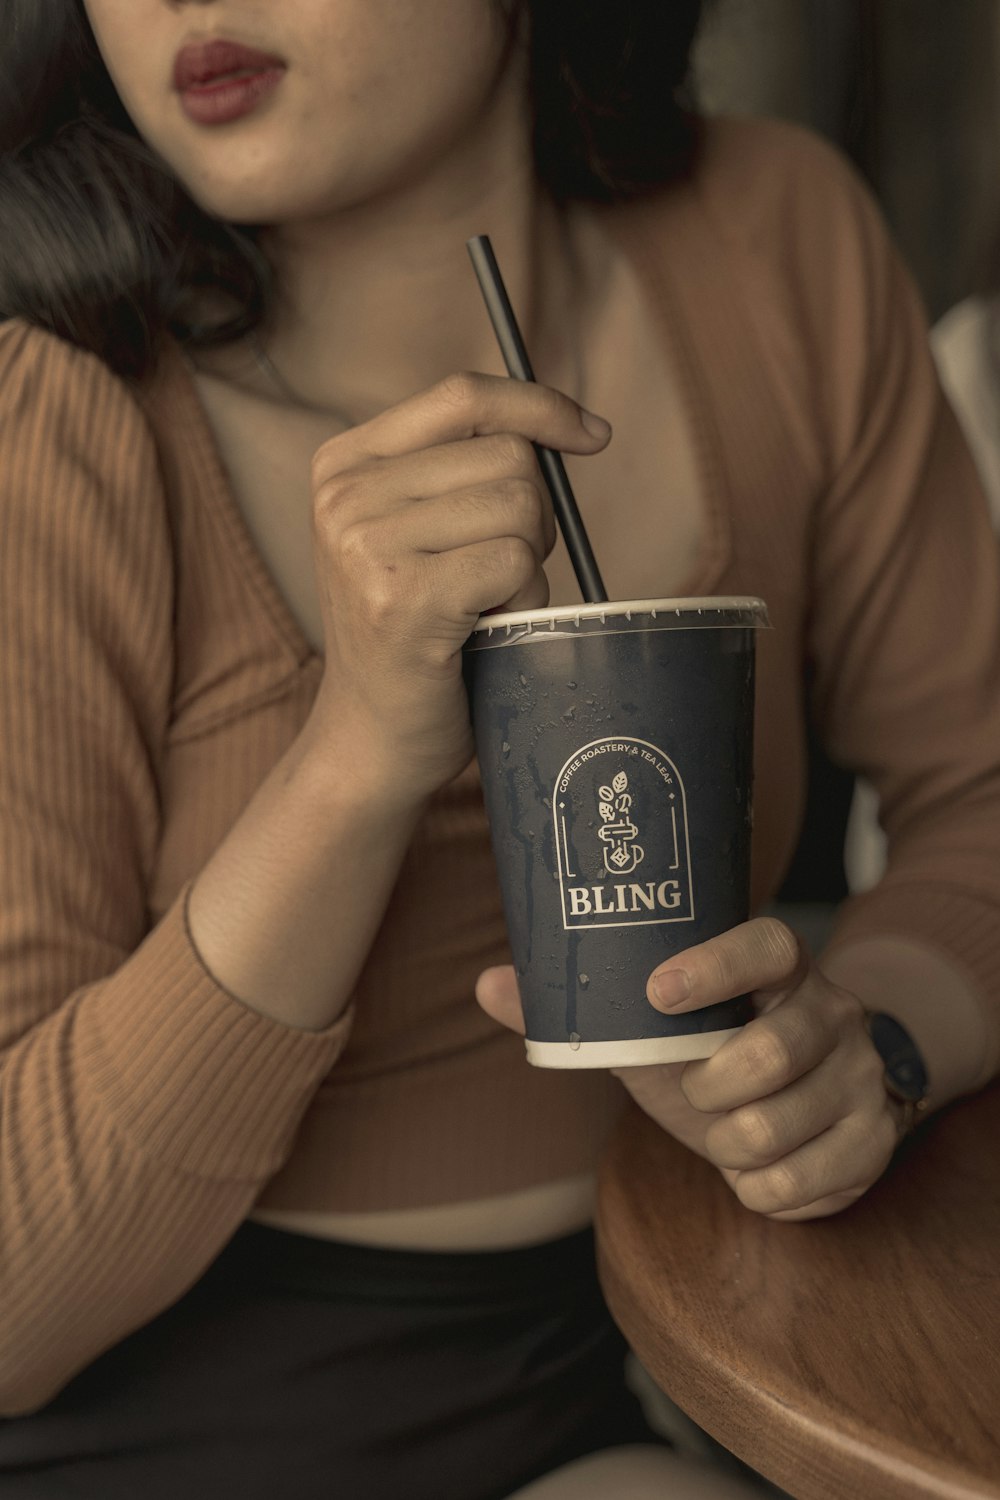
[0,0,703,379]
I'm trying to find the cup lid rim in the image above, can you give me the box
[469,595,770,634]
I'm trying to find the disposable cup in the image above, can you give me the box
[463,596,769,1067]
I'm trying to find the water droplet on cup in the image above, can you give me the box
[501,742,510,756]
[519,673,528,687]
[561,706,575,722]
[569,1032,582,1051]
[578,973,590,988]
[566,680,577,689]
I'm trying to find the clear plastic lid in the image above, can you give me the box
[466,596,770,647]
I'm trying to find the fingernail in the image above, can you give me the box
[651,969,692,1009]
[580,408,612,440]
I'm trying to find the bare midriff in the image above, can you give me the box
[249,1171,596,1250]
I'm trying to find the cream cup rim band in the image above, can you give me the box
[470,594,769,634]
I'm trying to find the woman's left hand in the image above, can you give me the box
[476,917,903,1222]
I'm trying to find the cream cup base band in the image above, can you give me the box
[525,1027,742,1069]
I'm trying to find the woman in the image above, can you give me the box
[1,2,999,1496]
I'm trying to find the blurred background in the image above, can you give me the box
[690,0,1000,914]
[693,0,1000,319]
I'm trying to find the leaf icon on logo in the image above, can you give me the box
[598,801,614,821]
[612,771,629,794]
[598,785,614,804]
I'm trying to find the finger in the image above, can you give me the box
[647,918,807,1013]
[322,430,549,508]
[430,536,549,616]
[763,1189,870,1222]
[729,1106,898,1217]
[339,534,547,651]
[313,371,612,474]
[680,999,837,1113]
[475,966,526,1034]
[366,480,553,565]
[702,1051,848,1169]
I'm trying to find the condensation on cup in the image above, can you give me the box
[463,596,770,1068]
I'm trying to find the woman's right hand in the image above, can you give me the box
[305,371,612,804]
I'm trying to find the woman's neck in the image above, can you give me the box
[248,118,597,421]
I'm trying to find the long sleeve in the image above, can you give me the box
[773,135,1000,1084]
[688,118,1000,1092]
[0,322,354,1415]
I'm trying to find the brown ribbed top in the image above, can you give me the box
[3,118,1000,1412]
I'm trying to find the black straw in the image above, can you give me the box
[466,234,608,605]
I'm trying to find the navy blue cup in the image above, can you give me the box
[463,597,769,1068]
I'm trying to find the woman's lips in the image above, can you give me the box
[173,39,286,126]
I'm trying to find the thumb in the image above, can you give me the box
[475,966,526,1035]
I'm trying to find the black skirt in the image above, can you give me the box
[0,1220,664,1499]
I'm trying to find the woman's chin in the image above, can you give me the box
[180,172,364,232]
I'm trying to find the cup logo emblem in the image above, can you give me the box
[554,738,695,930]
[598,772,644,875]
